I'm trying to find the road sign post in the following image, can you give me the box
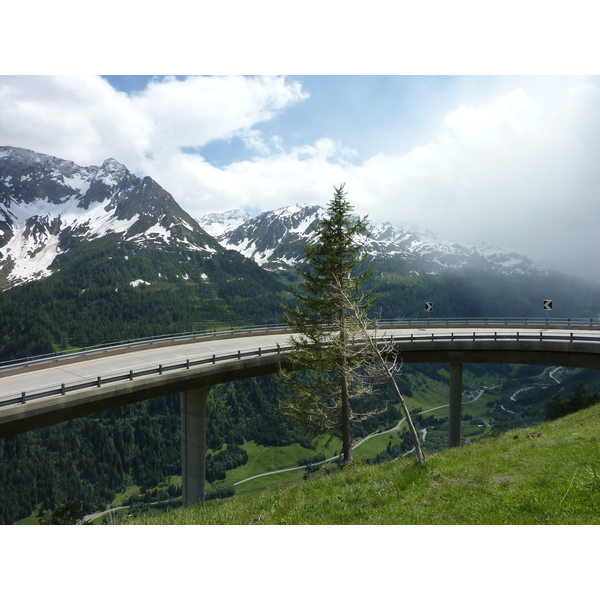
[543,300,552,325]
[425,302,433,325]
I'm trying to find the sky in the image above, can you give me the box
[2,73,600,281]
[2,2,600,287]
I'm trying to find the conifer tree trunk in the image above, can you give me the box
[338,245,353,465]
[333,279,426,464]
[339,326,353,466]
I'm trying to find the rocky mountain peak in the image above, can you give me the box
[0,147,219,290]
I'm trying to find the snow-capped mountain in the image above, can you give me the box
[0,147,219,289]
[195,208,253,238]
[1,147,598,331]
[205,204,319,270]
[201,203,549,277]
[366,220,546,276]
[0,145,552,297]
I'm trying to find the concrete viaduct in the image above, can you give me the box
[1,319,600,506]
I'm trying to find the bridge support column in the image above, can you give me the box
[448,362,463,448]
[180,388,207,507]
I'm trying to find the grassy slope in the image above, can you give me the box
[130,403,600,525]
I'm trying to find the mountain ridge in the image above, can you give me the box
[197,202,551,278]
[0,146,219,290]
[2,146,599,325]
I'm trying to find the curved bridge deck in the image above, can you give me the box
[2,320,600,439]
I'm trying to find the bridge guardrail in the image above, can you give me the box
[1,318,598,373]
[0,324,292,373]
[380,317,599,328]
[3,327,600,409]
[388,330,595,343]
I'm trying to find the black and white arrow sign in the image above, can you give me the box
[543,300,553,310]
[425,302,433,312]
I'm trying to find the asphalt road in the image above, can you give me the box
[1,326,596,405]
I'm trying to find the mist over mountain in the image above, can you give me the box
[195,209,253,239]
[198,203,600,319]
[1,146,599,337]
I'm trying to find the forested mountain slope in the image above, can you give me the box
[0,375,314,524]
[132,402,600,525]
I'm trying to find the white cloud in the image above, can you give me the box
[237,130,285,156]
[441,88,540,143]
[149,81,600,280]
[0,75,307,170]
[0,76,148,167]
[347,83,600,279]
[130,75,307,154]
[2,75,600,281]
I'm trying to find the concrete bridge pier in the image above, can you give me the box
[180,388,207,507]
[448,362,463,448]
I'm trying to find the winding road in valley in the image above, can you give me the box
[233,386,491,486]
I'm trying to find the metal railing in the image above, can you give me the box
[379,317,599,328]
[0,324,292,372]
[1,317,597,372]
[385,329,600,344]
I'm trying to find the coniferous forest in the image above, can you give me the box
[0,239,288,362]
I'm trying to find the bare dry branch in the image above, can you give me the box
[331,276,426,463]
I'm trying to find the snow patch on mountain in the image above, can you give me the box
[195,208,252,238]
[4,232,61,283]
[129,223,172,243]
[1,194,143,284]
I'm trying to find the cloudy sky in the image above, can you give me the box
[3,2,600,283]
[3,0,596,580]
[2,74,600,281]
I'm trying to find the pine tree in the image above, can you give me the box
[277,184,377,466]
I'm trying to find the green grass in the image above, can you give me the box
[129,403,600,525]
[13,508,42,525]
[353,432,402,461]
[212,441,318,488]
[212,429,409,496]
[204,437,341,495]
[235,468,307,494]
[110,484,142,507]
[407,379,450,410]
